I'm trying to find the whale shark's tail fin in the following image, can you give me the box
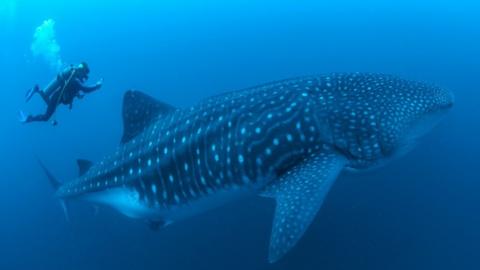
[36,158,70,222]
[37,158,61,189]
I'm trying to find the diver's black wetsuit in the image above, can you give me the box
[23,65,102,123]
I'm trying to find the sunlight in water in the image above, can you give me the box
[0,0,16,23]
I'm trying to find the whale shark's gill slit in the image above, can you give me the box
[153,167,164,206]
[201,124,213,187]
[187,116,203,197]
[160,163,174,206]
[231,111,248,186]
[143,175,156,207]
[170,132,189,204]
[201,130,218,191]
[177,155,193,203]
[195,142,210,193]
[176,139,191,199]
[218,109,232,187]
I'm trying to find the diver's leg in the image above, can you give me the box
[24,100,57,123]
[25,85,52,105]
[37,89,52,104]
[29,78,62,104]
[25,77,61,103]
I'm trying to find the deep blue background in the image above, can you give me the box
[1,0,479,269]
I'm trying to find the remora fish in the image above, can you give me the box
[41,73,454,262]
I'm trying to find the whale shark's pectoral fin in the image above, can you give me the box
[261,150,346,263]
[121,90,177,144]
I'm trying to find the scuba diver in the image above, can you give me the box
[19,62,103,124]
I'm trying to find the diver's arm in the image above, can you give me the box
[79,84,100,93]
[77,78,103,93]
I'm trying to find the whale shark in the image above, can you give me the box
[41,73,453,262]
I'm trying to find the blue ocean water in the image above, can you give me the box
[1,0,479,269]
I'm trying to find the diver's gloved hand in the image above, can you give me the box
[96,78,104,88]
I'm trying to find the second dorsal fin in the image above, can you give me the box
[121,90,176,144]
[77,159,93,176]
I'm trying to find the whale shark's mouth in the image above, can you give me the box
[397,108,450,157]
[439,100,454,110]
[395,87,454,157]
[426,88,455,115]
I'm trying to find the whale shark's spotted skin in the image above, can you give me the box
[51,73,453,262]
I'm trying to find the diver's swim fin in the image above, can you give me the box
[25,85,39,103]
[18,110,28,124]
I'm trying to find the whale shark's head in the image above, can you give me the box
[317,74,454,170]
[389,80,454,158]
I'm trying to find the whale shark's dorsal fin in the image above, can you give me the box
[261,150,346,263]
[77,159,93,176]
[121,90,176,144]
